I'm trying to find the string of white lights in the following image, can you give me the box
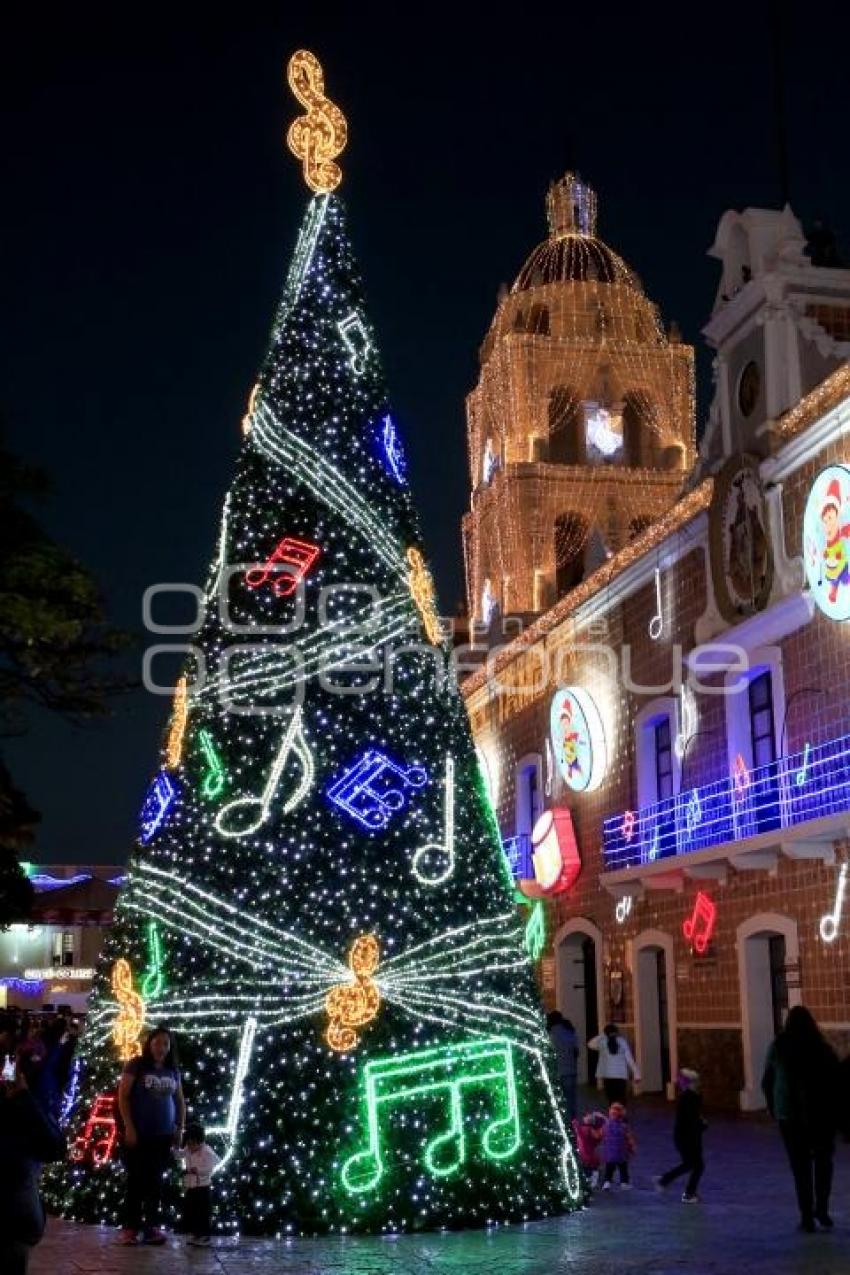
[251,403,407,578]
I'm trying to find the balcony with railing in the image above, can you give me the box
[603,732,850,885]
[502,833,533,881]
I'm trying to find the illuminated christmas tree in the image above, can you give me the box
[50,51,582,1234]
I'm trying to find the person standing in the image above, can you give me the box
[762,1005,840,1233]
[599,1101,636,1190]
[117,1025,185,1246]
[588,1023,640,1103]
[653,1068,707,1203]
[547,1011,580,1121]
[180,1122,220,1246]
[0,1045,66,1275]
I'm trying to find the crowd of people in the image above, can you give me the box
[548,1005,849,1230]
[1,1001,847,1264]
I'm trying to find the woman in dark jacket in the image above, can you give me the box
[762,1005,840,1232]
[0,1046,66,1275]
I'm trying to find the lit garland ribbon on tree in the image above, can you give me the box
[51,50,582,1236]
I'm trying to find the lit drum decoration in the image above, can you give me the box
[549,687,607,792]
[518,808,581,899]
[803,464,850,622]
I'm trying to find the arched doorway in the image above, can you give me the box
[630,929,678,1099]
[554,918,603,1085]
[736,913,801,1110]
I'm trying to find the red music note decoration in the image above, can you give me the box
[732,753,750,802]
[622,809,636,843]
[245,537,321,598]
[682,891,717,955]
[70,1092,118,1167]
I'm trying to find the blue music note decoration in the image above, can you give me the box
[379,414,407,485]
[139,772,179,845]
[327,750,428,832]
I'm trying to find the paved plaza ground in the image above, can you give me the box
[34,1096,850,1275]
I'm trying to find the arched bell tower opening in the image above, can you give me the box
[463,171,696,623]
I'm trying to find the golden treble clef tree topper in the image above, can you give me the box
[325,934,381,1052]
[286,50,348,194]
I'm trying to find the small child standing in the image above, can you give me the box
[572,1111,606,1189]
[654,1068,707,1203]
[180,1122,220,1245]
[600,1101,636,1189]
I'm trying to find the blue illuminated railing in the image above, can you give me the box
[502,833,533,880]
[603,733,850,872]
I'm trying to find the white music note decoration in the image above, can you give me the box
[648,568,663,640]
[819,863,847,944]
[615,895,633,925]
[411,755,455,886]
[337,312,371,375]
[214,707,314,838]
[795,742,812,787]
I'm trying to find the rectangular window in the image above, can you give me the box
[654,718,674,800]
[748,671,776,768]
[62,932,75,967]
[51,932,63,966]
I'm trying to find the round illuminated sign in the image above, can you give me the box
[803,464,850,622]
[549,687,607,792]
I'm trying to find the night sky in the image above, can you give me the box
[4,3,850,864]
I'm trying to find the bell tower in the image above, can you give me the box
[462,172,696,624]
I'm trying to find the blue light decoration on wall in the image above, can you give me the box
[803,464,850,622]
[604,731,850,870]
[378,414,407,485]
[139,772,180,845]
[327,750,427,831]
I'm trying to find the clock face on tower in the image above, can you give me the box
[709,453,774,621]
[737,360,761,418]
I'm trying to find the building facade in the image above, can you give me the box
[461,184,850,1110]
[0,866,123,1013]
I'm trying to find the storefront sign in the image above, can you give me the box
[24,967,94,981]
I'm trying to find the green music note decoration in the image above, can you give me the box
[198,729,226,800]
[341,1036,522,1196]
[141,921,165,1000]
[524,901,546,962]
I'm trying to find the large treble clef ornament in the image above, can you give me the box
[325,935,381,1052]
[111,958,145,1062]
[286,50,348,194]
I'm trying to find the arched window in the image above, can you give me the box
[623,392,657,467]
[548,386,582,464]
[554,512,588,598]
[526,304,550,336]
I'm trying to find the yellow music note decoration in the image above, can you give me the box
[164,675,189,769]
[286,50,348,194]
[111,958,145,1062]
[407,547,443,645]
[325,935,381,1052]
